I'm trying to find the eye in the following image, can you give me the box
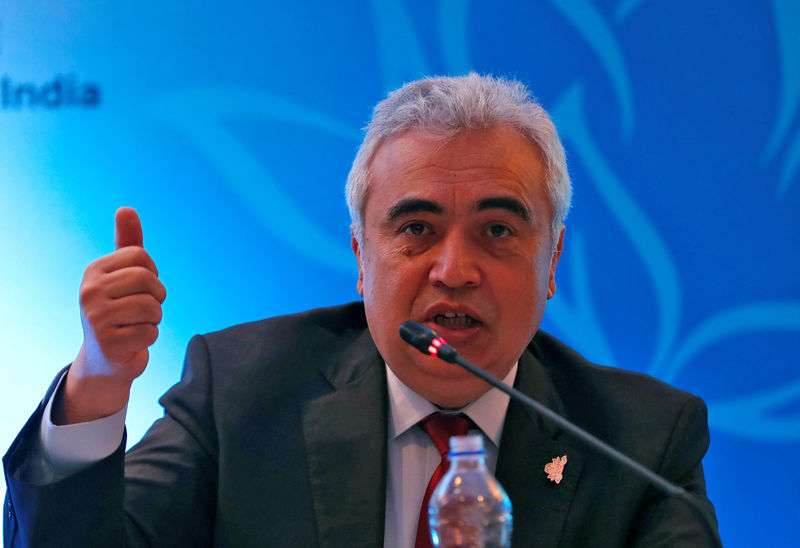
[402,222,429,236]
[485,223,512,238]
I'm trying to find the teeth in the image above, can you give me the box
[434,314,475,329]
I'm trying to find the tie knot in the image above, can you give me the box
[419,412,472,455]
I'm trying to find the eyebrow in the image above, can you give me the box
[475,197,531,222]
[387,198,443,220]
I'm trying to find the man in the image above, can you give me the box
[3,74,719,547]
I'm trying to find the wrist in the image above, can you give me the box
[54,347,134,425]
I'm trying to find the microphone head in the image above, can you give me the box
[398,321,459,363]
[399,321,437,352]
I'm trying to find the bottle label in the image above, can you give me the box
[449,450,486,457]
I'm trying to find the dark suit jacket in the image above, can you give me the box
[3,302,718,547]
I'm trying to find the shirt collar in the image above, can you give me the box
[385,362,518,449]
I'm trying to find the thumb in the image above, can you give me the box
[114,207,144,249]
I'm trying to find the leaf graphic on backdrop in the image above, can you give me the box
[437,0,472,75]
[614,0,648,22]
[547,0,634,140]
[552,84,800,441]
[761,0,800,196]
[546,229,617,367]
[370,0,432,92]
[663,301,800,440]
[709,378,800,442]
[146,87,360,274]
[777,129,800,197]
[375,0,635,141]
[551,83,682,375]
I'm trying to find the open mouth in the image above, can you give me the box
[434,312,478,330]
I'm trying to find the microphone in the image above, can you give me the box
[398,320,721,547]
[398,320,459,362]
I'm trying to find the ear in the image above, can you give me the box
[351,232,364,297]
[547,225,565,300]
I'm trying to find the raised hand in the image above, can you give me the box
[57,207,167,424]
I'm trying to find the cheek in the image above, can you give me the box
[497,256,550,306]
[366,260,428,318]
[361,249,399,301]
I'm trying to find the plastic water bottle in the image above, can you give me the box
[429,434,513,548]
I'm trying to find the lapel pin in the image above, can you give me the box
[544,455,568,484]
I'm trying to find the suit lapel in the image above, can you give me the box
[301,330,388,548]
[496,349,585,548]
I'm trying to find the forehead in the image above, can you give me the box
[366,125,547,214]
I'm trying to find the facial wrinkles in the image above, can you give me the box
[368,128,551,274]
[381,179,538,225]
[404,160,542,230]
[375,192,546,278]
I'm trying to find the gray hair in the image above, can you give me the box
[345,73,571,245]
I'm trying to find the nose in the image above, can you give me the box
[428,232,481,289]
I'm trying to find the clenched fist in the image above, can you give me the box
[57,207,167,424]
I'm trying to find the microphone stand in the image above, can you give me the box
[399,321,721,547]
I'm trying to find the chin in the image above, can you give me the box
[428,389,486,409]
[422,374,492,409]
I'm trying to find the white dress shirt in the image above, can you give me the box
[29,371,125,484]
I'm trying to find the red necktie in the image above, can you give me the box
[415,412,472,548]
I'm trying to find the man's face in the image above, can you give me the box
[352,125,564,407]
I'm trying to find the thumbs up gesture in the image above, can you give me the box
[58,208,167,424]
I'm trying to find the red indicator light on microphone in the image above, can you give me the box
[426,337,449,356]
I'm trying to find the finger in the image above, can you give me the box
[86,294,163,329]
[94,323,159,367]
[103,345,152,379]
[101,267,167,303]
[108,324,160,353]
[115,207,144,250]
[101,327,158,373]
[122,348,150,379]
[91,246,159,277]
[109,294,164,326]
[80,267,159,314]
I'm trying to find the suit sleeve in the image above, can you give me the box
[3,366,127,548]
[3,335,219,547]
[628,395,721,547]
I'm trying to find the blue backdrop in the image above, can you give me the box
[1,2,798,545]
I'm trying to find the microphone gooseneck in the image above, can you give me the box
[397,320,721,548]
